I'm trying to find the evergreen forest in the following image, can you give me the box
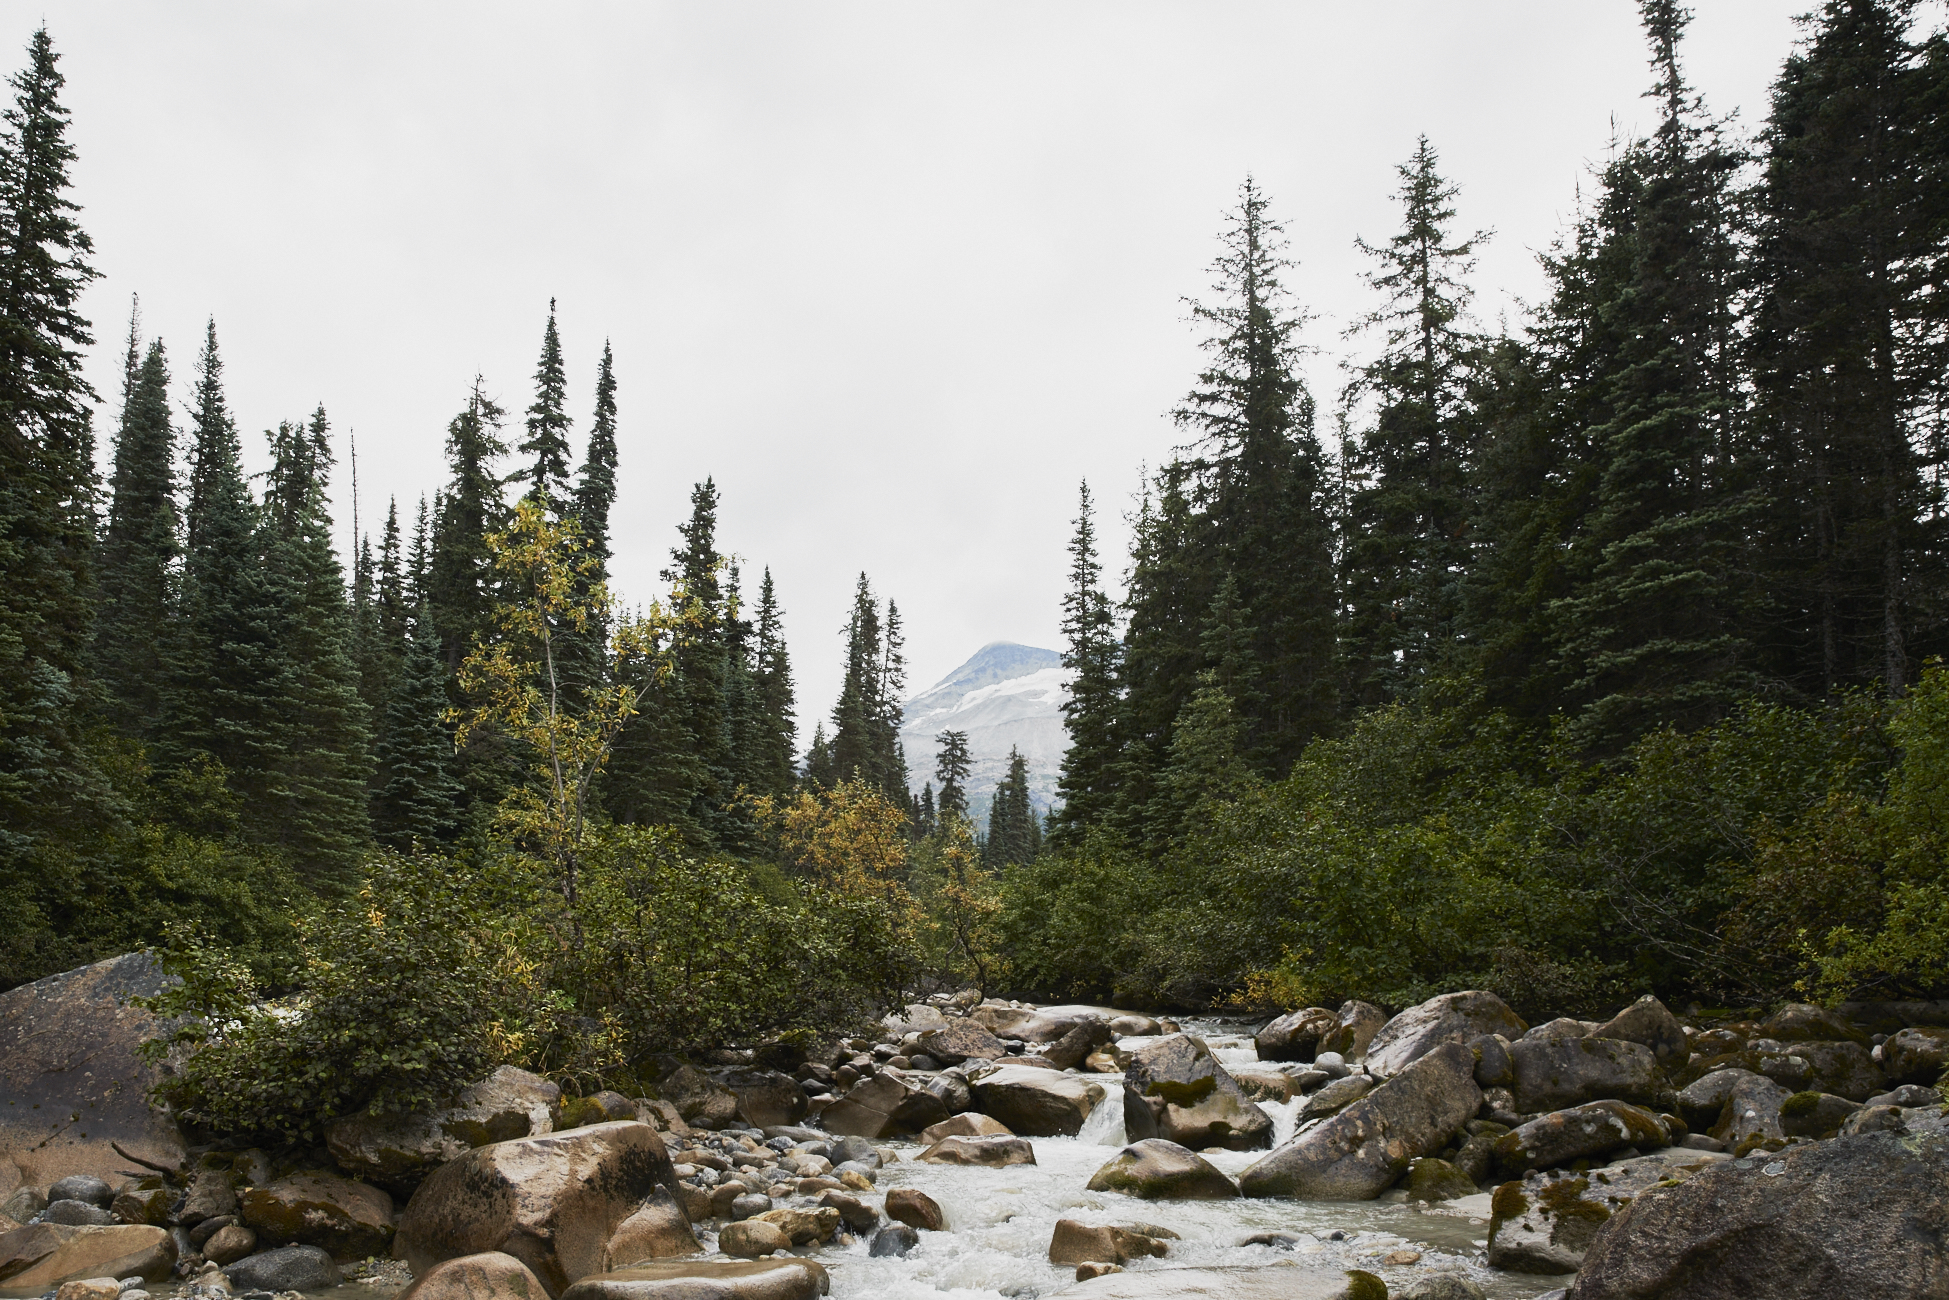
[6,3,1949,1135]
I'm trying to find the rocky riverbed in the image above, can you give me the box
[5,954,1948,1300]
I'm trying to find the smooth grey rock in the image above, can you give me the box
[1298,1074,1374,1120]
[1238,1042,1480,1200]
[1759,1004,1868,1045]
[1568,1131,1949,1299]
[868,1224,918,1257]
[1675,1068,1761,1131]
[1593,996,1687,1062]
[223,1245,339,1292]
[1122,1035,1273,1151]
[42,1200,115,1226]
[1399,1276,1487,1300]
[969,1065,1101,1137]
[1470,1034,1513,1088]
[1255,1008,1336,1063]
[1365,992,1527,1079]
[1791,1040,1886,1102]
[727,1194,770,1221]
[819,1072,949,1139]
[47,1178,112,1210]
[1508,1035,1663,1114]
[1493,1101,1670,1176]
[1086,1139,1237,1200]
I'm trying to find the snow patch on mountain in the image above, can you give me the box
[900,642,1070,824]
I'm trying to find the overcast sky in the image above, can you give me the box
[32,2,1819,745]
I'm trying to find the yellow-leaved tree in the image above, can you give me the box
[454,499,675,916]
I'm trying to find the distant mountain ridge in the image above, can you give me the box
[899,642,1069,825]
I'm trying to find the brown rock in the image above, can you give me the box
[659,1068,739,1129]
[724,1072,809,1130]
[605,1192,698,1267]
[109,1185,171,1226]
[1318,1001,1390,1063]
[394,1121,692,1297]
[558,1260,829,1300]
[883,1189,945,1232]
[716,1220,788,1259]
[240,1170,396,1259]
[327,1066,563,1194]
[1047,1219,1167,1266]
[818,1073,949,1140]
[1122,1035,1273,1151]
[913,1022,1007,1065]
[1043,1021,1116,1072]
[816,1192,877,1234]
[201,1223,257,1265]
[0,954,187,1198]
[53,1278,119,1300]
[751,1207,839,1246]
[0,1224,175,1288]
[917,1113,1012,1145]
[969,1066,1103,1137]
[561,1092,639,1130]
[1255,1008,1337,1063]
[916,1136,1036,1167]
[399,1251,550,1300]
[179,1166,238,1226]
[1085,1140,1238,1201]
[1075,1262,1123,1281]
[1228,1069,1294,1103]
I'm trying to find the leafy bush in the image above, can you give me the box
[140,852,513,1143]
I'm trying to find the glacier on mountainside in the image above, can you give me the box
[899,642,1071,826]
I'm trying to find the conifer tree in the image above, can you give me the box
[830,573,907,798]
[666,478,733,836]
[1154,672,1257,840]
[1340,137,1489,706]
[94,333,178,736]
[560,342,619,709]
[254,409,372,888]
[914,781,938,839]
[429,379,509,672]
[934,730,971,823]
[749,567,797,798]
[517,301,573,508]
[1751,0,1947,696]
[1051,481,1121,843]
[371,602,460,851]
[1548,1,1759,752]
[985,746,1040,867]
[802,720,837,788]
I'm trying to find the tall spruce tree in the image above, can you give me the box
[1548,1,1759,752]
[94,333,178,737]
[1751,0,1948,696]
[1113,179,1338,843]
[934,730,971,823]
[666,478,733,837]
[829,573,907,799]
[1340,137,1489,706]
[1051,480,1121,843]
[253,409,372,888]
[749,567,797,798]
[560,341,619,710]
[0,26,111,981]
[518,301,573,509]
[429,378,508,672]
[985,745,1040,867]
[371,601,460,851]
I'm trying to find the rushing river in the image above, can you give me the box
[813,1020,1565,1299]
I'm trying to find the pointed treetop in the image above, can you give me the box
[519,299,573,506]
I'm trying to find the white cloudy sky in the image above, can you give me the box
[35,2,1815,741]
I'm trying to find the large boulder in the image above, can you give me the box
[398,1251,549,1300]
[722,1072,807,1130]
[657,1068,739,1129]
[559,1260,830,1300]
[328,1067,563,1192]
[1592,996,1687,1063]
[969,1066,1102,1137]
[1085,1140,1237,1200]
[1043,1020,1116,1071]
[915,1136,1035,1167]
[1489,1158,1688,1275]
[1879,1025,1949,1086]
[1760,1004,1868,1045]
[1675,1068,1762,1132]
[1567,1131,1949,1299]
[1708,1072,1793,1151]
[917,1113,1011,1145]
[394,1121,693,1297]
[817,1073,948,1140]
[1255,1008,1337,1063]
[1048,1262,1386,1298]
[1317,1001,1390,1064]
[1508,1035,1664,1114]
[240,1170,396,1259]
[225,1243,341,1291]
[1122,1035,1273,1151]
[973,1005,1110,1045]
[1793,1040,1884,1102]
[913,1022,1006,1065]
[0,954,187,1197]
[1492,1102,1670,1177]
[882,1004,949,1037]
[1238,1042,1481,1200]
[1364,992,1527,1079]
[1047,1219,1169,1266]
[0,1224,174,1288]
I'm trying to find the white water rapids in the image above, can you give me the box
[810,1023,1567,1299]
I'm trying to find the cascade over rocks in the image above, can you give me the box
[1365,992,1527,1079]
[1239,1042,1481,1199]
[394,1121,692,1297]
[1122,1035,1273,1151]
[1567,1132,1949,1299]
[0,954,187,1197]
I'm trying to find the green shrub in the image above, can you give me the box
[140,852,512,1143]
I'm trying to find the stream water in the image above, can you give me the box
[809,1020,1565,1299]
